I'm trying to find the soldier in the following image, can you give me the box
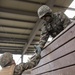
[36,5,71,50]
[0,46,41,75]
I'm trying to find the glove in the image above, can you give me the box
[34,45,41,55]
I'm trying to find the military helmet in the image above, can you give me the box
[0,52,13,67]
[37,5,52,19]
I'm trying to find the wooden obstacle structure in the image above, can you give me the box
[31,21,75,75]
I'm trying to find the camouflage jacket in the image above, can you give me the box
[14,54,41,75]
[39,12,71,49]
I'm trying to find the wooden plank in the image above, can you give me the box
[32,52,75,74]
[38,66,75,75]
[33,38,75,68]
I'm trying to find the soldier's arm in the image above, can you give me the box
[14,53,41,75]
[39,24,49,49]
[63,15,71,28]
[57,12,71,28]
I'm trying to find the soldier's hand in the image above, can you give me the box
[34,45,41,55]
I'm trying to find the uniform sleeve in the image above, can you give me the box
[14,54,41,75]
[39,24,49,49]
[56,12,71,28]
[63,14,71,28]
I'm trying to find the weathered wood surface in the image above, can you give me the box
[32,22,75,75]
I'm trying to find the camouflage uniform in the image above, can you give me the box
[0,52,41,75]
[39,12,71,49]
[14,53,41,75]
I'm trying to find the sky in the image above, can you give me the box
[0,0,75,70]
[64,0,75,18]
